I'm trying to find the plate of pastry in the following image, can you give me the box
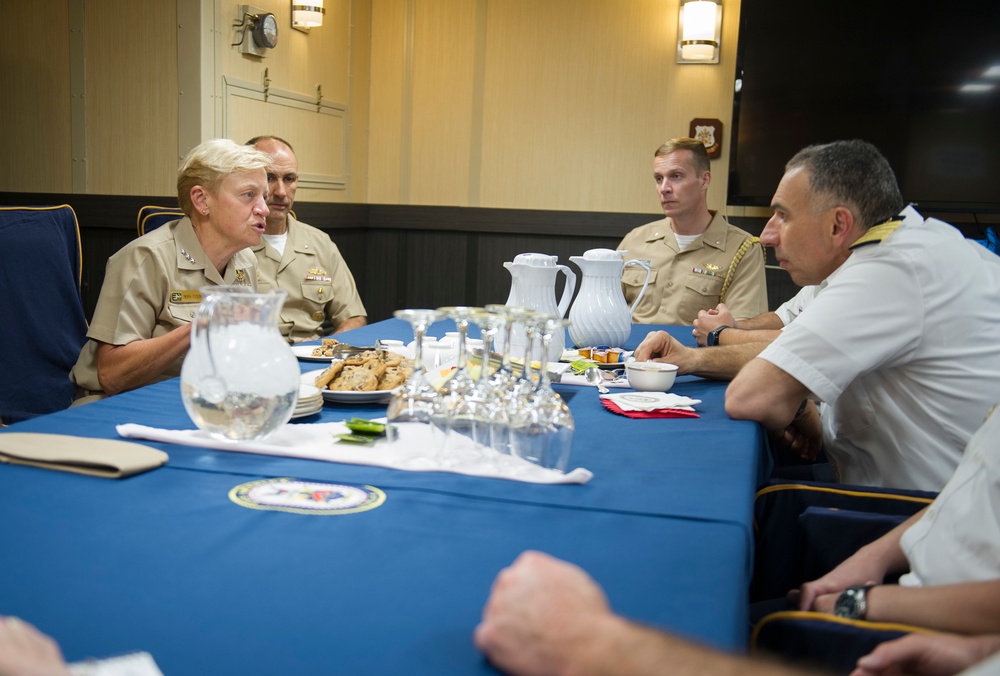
[302,349,414,404]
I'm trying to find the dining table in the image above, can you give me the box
[0,320,767,675]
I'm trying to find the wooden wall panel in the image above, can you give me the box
[367,0,741,212]
[408,1,478,206]
[347,1,372,203]
[368,1,408,203]
[225,89,348,184]
[0,2,73,193]
[85,0,178,195]
[479,0,669,213]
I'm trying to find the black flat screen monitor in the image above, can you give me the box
[729,0,1000,214]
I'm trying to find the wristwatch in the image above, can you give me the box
[706,325,730,347]
[834,585,875,620]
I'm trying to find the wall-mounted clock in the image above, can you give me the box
[235,5,278,58]
[252,13,278,50]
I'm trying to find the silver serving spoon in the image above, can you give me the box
[584,366,610,394]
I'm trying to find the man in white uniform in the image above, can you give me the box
[726,140,1000,491]
[793,403,1000,625]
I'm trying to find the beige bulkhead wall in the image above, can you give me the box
[2,0,764,216]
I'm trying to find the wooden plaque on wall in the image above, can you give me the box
[689,118,723,159]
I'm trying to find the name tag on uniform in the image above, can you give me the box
[170,290,203,303]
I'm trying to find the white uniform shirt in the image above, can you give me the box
[773,284,821,327]
[899,405,1000,586]
[758,206,1000,490]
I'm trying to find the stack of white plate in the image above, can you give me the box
[291,384,323,419]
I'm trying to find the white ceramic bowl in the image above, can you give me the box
[625,361,678,392]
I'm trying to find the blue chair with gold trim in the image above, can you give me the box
[0,205,89,423]
[136,205,184,236]
[752,480,936,602]
[752,611,936,675]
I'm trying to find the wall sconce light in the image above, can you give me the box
[292,1,325,33]
[677,0,722,64]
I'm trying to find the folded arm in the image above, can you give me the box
[796,509,926,610]
[815,580,1000,635]
[726,357,812,429]
[95,324,192,395]
[333,315,367,334]
[693,304,785,346]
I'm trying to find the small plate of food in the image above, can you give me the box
[561,347,633,370]
[291,337,357,362]
[304,348,415,404]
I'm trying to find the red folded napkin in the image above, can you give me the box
[601,399,700,419]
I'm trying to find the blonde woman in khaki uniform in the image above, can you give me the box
[70,139,271,402]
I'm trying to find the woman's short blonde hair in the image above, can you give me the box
[176,139,272,216]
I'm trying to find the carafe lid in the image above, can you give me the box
[511,252,559,266]
[581,248,624,261]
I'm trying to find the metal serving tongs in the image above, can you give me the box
[329,343,379,359]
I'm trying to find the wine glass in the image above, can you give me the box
[504,308,541,417]
[432,306,485,465]
[467,309,510,456]
[386,309,444,462]
[435,306,481,399]
[484,304,520,397]
[508,315,576,473]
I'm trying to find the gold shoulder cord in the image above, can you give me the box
[850,219,903,250]
[720,236,764,303]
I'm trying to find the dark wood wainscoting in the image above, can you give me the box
[0,193,798,324]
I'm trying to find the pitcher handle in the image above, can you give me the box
[555,265,578,318]
[192,291,228,404]
[624,259,651,318]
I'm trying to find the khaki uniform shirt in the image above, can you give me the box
[617,211,767,324]
[70,217,258,395]
[253,215,366,344]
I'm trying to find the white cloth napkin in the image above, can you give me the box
[116,422,593,485]
[598,392,702,412]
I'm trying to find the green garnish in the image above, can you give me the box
[337,433,377,444]
[336,417,395,445]
[345,418,389,435]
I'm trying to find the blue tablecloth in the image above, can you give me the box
[0,322,764,674]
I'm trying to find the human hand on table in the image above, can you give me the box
[852,632,1000,676]
[693,304,736,347]
[474,551,615,676]
[633,331,693,373]
[775,399,823,462]
[0,616,71,676]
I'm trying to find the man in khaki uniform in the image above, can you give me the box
[70,139,268,401]
[618,138,767,325]
[248,136,366,344]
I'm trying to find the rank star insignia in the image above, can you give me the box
[179,248,196,264]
